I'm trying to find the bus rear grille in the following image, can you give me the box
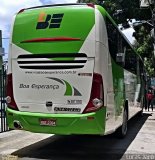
[17,53,87,70]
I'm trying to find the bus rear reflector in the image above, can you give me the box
[6,73,18,110]
[21,37,81,43]
[87,3,95,8]
[83,73,104,113]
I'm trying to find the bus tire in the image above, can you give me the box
[115,108,128,138]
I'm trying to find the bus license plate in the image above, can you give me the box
[40,119,56,126]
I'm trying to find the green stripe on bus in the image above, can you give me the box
[64,80,72,96]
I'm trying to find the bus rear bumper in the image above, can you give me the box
[6,108,106,135]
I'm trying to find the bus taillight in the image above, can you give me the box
[6,73,18,110]
[83,73,104,113]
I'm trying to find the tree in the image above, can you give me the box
[133,23,154,75]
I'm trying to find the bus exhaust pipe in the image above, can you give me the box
[13,120,23,129]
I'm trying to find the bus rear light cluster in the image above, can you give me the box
[6,73,18,110]
[83,73,104,113]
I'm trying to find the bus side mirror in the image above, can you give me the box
[116,53,125,66]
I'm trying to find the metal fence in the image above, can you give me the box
[0,64,9,133]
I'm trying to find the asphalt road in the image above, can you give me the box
[7,111,155,160]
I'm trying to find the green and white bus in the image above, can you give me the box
[6,3,146,137]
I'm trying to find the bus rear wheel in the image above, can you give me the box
[115,108,128,138]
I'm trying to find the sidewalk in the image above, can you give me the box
[124,110,155,154]
[0,130,51,159]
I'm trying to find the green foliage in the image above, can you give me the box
[137,35,154,75]
[134,26,153,57]
[133,24,154,75]
[144,57,154,76]
[102,0,151,20]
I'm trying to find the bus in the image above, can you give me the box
[6,3,146,137]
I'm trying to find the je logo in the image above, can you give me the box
[46,77,82,96]
[36,12,64,29]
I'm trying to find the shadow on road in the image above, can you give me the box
[13,113,151,160]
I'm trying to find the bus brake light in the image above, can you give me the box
[83,73,104,113]
[6,73,18,110]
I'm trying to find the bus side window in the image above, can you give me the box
[106,18,125,67]
[106,21,117,61]
[124,47,137,74]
